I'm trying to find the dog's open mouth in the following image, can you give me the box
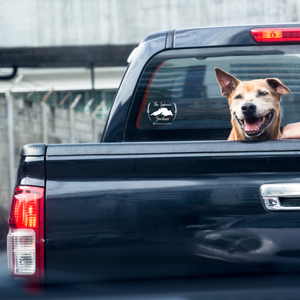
[235,112,274,136]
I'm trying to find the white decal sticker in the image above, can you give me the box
[147,102,177,125]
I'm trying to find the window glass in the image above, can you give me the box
[125,46,300,141]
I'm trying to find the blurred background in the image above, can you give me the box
[0,0,300,250]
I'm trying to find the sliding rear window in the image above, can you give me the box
[124,45,300,142]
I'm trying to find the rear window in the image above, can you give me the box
[124,45,300,141]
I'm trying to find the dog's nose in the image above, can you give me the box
[241,103,256,114]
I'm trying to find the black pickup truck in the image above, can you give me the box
[7,24,300,286]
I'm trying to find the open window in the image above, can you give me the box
[124,45,299,142]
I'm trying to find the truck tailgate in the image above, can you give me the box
[45,141,300,282]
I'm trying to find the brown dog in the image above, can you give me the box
[215,68,291,141]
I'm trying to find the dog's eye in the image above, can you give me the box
[235,95,242,99]
[258,91,268,96]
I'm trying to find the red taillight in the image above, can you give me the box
[251,28,300,42]
[7,186,45,282]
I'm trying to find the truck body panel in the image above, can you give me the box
[43,141,300,281]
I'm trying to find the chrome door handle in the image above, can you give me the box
[260,183,300,211]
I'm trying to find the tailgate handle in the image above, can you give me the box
[260,183,300,211]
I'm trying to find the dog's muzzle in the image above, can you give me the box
[234,111,274,137]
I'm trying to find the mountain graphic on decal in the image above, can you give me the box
[150,108,173,117]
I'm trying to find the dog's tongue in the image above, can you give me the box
[244,118,261,132]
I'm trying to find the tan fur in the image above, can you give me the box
[215,68,290,141]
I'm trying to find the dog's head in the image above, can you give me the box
[215,68,290,140]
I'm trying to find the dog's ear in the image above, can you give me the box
[215,68,240,98]
[266,78,290,95]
